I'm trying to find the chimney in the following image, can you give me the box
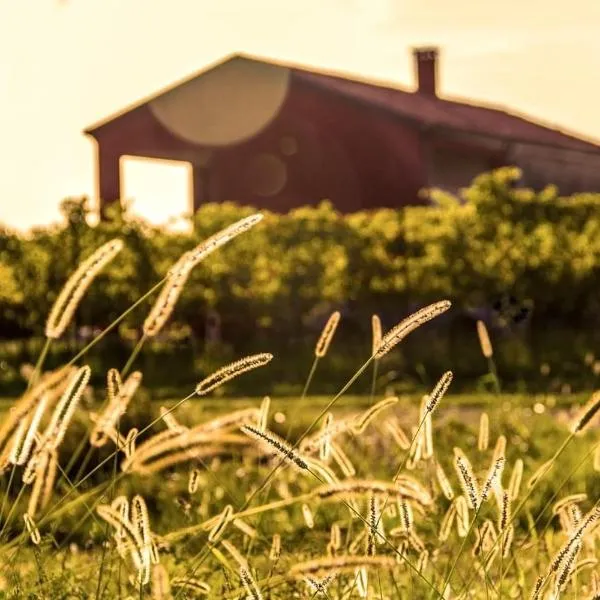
[413,47,438,96]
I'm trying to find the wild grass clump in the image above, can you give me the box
[0,212,599,599]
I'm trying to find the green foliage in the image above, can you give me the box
[1,168,600,393]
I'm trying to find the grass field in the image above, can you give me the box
[1,221,599,599]
[0,390,598,599]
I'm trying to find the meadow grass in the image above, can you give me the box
[0,392,598,598]
[0,215,599,599]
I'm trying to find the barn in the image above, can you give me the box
[85,47,600,217]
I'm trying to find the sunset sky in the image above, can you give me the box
[1,0,600,231]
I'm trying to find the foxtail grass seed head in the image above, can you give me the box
[107,368,122,404]
[555,541,582,593]
[151,563,171,600]
[26,450,50,517]
[330,524,341,551]
[258,396,270,431]
[184,213,263,270]
[530,576,544,600]
[479,457,505,508]
[501,524,514,558]
[23,451,41,485]
[435,461,455,500]
[221,539,249,569]
[269,533,281,561]
[454,448,480,509]
[170,578,211,595]
[112,496,130,532]
[91,371,141,447]
[386,422,411,450]
[356,567,368,598]
[305,574,335,596]
[552,494,587,516]
[547,506,600,578]
[375,300,451,358]
[315,311,341,357]
[478,412,490,451]
[407,530,426,553]
[159,406,185,433]
[349,530,367,555]
[571,390,600,433]
[319,413,334,461]
[456,496,469,537]
[302,503,315,529]
[45,239,124,339]
[499,490,511,532]
[124,428,138,458]
[131,495,152,561]
[330,442,356,477]
[289,557,398,582]
[371,314,382,356]
[240,567,263,600]
[398,499,413,533]
[569,557,598,579]
[476,320,493,358]
[304,456,340,484]
[42,365,91,450]
[0,364,76,452]
[241,425,308,471]
[301,417,354,454]
[23,513,41,545]
[188,468,201,494]
[144,214,262,337]
[426,371,453,413]
[557,508,571,533]
[8,418,29,466]
[394,540,408,565]
[439,503,456,542]
[423,413,434,459]
[40,449,58,512]
[143,256,193,338]
[352,396,398,434]
[314,478,431,506]
[480,520,498,553]
[196,353,273,396]
[492,435,507,463]
[208,504,233,543]
[567,503,582,531]
[97,504,146,577]
[367,494,379,556]
[407,428,423,470]
[417,549,429,572]
[233,518,257,539]
[527,459,553,489]
[508,458,524,500]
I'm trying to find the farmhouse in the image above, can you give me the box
[85,47,600,216]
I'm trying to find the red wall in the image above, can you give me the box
[207,76,429,211]
[90,74,430,214]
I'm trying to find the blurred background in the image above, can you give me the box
[2,0,600,398]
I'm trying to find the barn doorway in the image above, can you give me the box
[120,156,193,231]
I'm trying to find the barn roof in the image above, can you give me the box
[84,53,600,155]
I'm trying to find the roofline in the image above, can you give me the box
[84,52,245,135]
[296,75,600,156]
[83,51,600,154]
[83,51,408,135]
[430,124,600,156]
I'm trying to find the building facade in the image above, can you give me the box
[85,48,600,217]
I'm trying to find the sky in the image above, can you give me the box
[1,0,600,231]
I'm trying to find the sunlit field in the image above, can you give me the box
[0,213,599,600]
[0,392,598,598]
